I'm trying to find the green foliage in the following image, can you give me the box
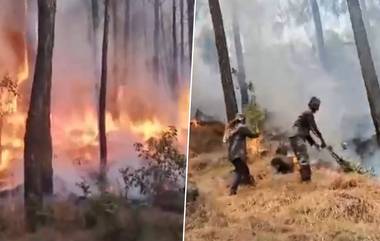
[339,159,375,176]
[83,193,124,227]
[244,103,265,132]
[120,126,186,198]
[328,147,375,176]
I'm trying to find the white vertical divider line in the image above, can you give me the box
[182,0,198,240]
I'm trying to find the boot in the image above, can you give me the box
[242,175,256,186]
[299,164,311,182]
[229,189,237,196]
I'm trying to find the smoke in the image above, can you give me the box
[191,0,380,169]
[0,0,27,79]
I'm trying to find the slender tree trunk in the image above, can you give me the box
[159,5,171,83]
[310,0,327,69]
[347,0,380,145]
[232,10,249,108]
[111,0,118,76]
[208,0,238,121]
[99,0,109,182]
[142,0,149,51]
[91,0,100,40]
[24,0,55,231]
[172,0,178,94]
[85,0,93,43]
[154,0,160,81]
[123,0,130,83]
[180,0,185,65]
[187,0,194,63]
[110,0,120,121]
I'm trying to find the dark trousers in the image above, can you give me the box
[289,136,311,181]
[230,158,251,193]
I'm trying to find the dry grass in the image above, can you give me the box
[186,126,380,241]
[189,122,225,155]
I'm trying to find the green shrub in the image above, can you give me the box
[244,103,266,132]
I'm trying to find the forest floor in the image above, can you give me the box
[0,192,184,241]
[185,123,380,241]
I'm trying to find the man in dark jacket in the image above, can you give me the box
[289,97,326,182]
[224,113,260,195]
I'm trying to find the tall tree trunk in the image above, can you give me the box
[123,0,130,82]
[310,0,327,69]
[142,0,149,51]
[91,0,100,37]
[180,0,185,65]
[110,0,120,121]
[347,0,380,145]
[154,0,160,81]
[187,0,194,63]
[232,10,249,108]
[208,0,238,121]
[99,0,109,182]
[24,0,56,231]
[159,5,171,83]
[172,0,178,94]
[111,0,118,75]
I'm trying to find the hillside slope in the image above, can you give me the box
[186,125,380,241]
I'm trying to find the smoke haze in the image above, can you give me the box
[191,0,380,172]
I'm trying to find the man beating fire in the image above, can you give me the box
[289,96,327,182]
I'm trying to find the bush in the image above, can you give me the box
[120,126,186,198]
[244,103,265,131]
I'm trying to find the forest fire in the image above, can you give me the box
[129,119,165,140]
[16,53,29,84]
[248,136,270,158]
[0,0,193,238]
[0,0,191,196]
[0,81,189,191]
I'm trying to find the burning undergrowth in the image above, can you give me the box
[0,126,186,240]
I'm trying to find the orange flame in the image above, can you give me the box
[129,119,165,140]
[16,50,28,84]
